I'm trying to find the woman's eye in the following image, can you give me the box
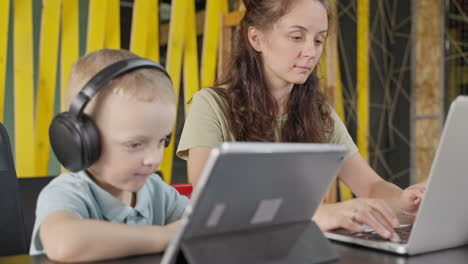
[291,35,304,41]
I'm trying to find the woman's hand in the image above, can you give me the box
[313,198,401,242]
[399,181,427,218]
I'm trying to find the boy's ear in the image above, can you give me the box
[248,26,264,52]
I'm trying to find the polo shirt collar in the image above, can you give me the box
[77,171,151,221]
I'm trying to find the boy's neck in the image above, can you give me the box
[86,170,136,207]
[120,192,136,207]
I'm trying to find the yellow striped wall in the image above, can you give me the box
[357,0,369,162]
[1,0,371,184]
[0,0,228,180]
[0,0,9,123]
[13,0,35,177]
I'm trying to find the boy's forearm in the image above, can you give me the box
[44,219,173,262]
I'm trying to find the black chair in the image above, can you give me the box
[0,122,54,256]
[18,176,55,250]
[0,123,27,256]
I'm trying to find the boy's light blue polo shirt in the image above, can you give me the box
[29,171,189,255]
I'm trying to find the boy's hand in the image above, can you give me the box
[147,220,182,253]
[165,220,181,233]
[399,181,427,217]
[162,220,181,243]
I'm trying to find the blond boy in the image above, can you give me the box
[30,49,188,262]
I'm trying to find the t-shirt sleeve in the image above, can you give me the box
[161,181,190,223]
[30,182,90,255]
[328,108,359,161]
[176,90,224,160]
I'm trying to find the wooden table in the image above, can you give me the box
[1,242,467,264]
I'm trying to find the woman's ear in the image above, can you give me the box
[248,26,264,52]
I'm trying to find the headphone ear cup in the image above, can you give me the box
[49,112,101,172]
[79,114,101,169]
[49,112,87,172]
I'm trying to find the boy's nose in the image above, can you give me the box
[142,147,164,168]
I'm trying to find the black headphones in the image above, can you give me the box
[49,58,171,172]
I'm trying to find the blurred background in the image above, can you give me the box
[0,0,466,202]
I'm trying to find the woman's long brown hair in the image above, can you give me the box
[215,0,334,143]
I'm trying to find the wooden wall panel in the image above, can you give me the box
[413,0,444,183]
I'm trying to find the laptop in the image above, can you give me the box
[325,95,468,255]
[162,142,347,264]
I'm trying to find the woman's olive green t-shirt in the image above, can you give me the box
[177,88,359,161]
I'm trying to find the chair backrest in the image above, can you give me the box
[17,177,55,250]
[0,123,27,256]
[171,183,193,198]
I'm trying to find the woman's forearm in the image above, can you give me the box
[368,179,403,213]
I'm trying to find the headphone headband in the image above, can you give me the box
[50,56,171,172]
[69,58,170,117]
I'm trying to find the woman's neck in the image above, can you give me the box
[267,81,294,116]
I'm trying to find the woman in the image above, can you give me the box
[177,0,425,242]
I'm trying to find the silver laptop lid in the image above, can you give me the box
[182,142,346,240]
[407,96,468,254]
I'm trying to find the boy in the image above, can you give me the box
[30,49,189,262]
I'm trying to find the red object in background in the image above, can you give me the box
[171,183,193,198]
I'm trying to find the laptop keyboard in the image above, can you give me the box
[333,225,412,244]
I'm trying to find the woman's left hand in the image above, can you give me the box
[399,180,427,217]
